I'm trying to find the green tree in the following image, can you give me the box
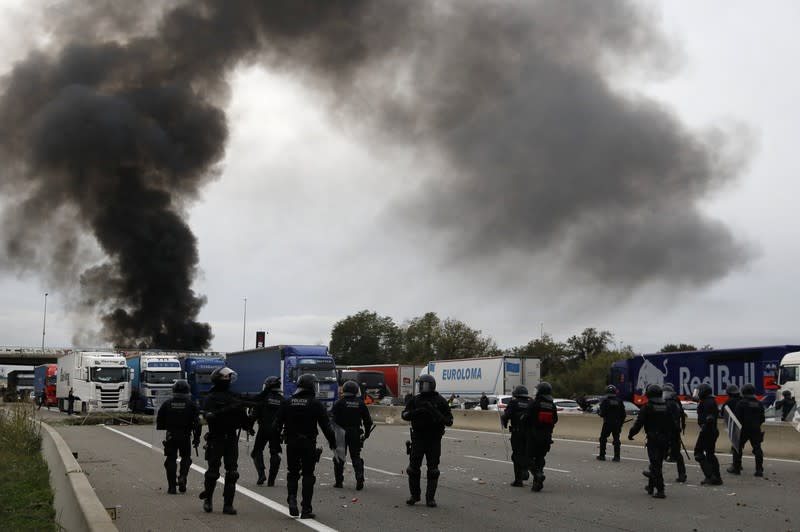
[507,334,571,377]
[566,327,614,362]
[329,310,402,365]
[659,343,697,353]
[401,312,441,363]
[549,351,628,398]
[434,318,497,360]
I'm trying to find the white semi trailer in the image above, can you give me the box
[56,350,131,413]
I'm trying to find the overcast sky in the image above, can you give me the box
[0,1,798,356]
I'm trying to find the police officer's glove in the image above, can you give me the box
[501,420,508,429]
[248,428,256,436]
[627,433,635,441]
[192,438,201,448]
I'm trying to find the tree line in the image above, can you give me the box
[329,309,704,398]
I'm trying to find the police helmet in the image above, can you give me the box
[662,382,675,392]
[512,385,529,398]
[536,381,553,396]
[696,383,713,400]
[343,380,360,397]
[211,367,238,385]
[296,374,316,392]
[726,384,740,396]
[172,379,190,395]
[417,374,436,394]
[741,383,756,398]
[263,376,281,391]
[782,389,792,398]
[605,385,617,396]
[645,384,663,399]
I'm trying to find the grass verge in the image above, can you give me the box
[0,406,56,531]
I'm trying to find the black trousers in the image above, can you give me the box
[407,433,442,500]
[164,431,192,488]
[510,428,527,479]
[286,436,318,512]
[252,425,282,479]
[646,438,668,492]
[667,434,686,478]
[526,429,552,478]
[203,432,239,506]
[738,428,764,471]
[694,425,720,479]
[334,428,364,483]
[599,421,622,457]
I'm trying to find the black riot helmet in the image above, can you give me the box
[417,374,437,394]
[296,374,316,393]
[782,389,792,398]
[343,380,360,397]
[172,379,190,395]
[605,385,617,396]
[512,385,529,398]
[726,384,740,397]
[662,382,675,400]
[210,367,238,388]
[696,383,713,400]
[741,383,756,398]
[536,381,553,396]
[263,376,281,391]
[646,384,663,400]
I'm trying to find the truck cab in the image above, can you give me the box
[777,351,800,403]
[284,351,339,407]
[127,354,182,413]
[56,351,131,412]
[181,355,226,407]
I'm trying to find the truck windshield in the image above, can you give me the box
[299,367,337,382]
[354,372,384,387]
[90,367,127,383]
[144,371,182,384]
[779,365,799,384]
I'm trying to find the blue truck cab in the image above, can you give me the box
[126,353,183,413]
[181,355,226,407]
[227,345,339,410]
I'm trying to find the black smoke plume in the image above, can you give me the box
[0,1,752,348]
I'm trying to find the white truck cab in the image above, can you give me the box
[56,350,131,413]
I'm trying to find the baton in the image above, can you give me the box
[499,415,510,461]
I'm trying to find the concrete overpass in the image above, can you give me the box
[0,347,69,366]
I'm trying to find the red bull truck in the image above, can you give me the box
[610,345,800,406]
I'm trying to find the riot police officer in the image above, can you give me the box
[662,382,687,483]
[274,374,337,519]
[156,379,202,494]
[596,385,626,462]
[525,381,558,492]
[501,385,531,486]
[402,374,453,507]
[331,380,374,490]
[774,389,797,421]
[199,367,250,515]
[694,383,722,485]
[721,384,743,474]
[251,376,284,486]
[628,384,672,499]
[735,383,765,477]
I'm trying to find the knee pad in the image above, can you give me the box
[270,455,281,466]
[406,466,421,477]
[427,467,440,480]
[205,470,220,482]
[225,470,240,483]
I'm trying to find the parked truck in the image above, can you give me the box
[4,369,35,402]
[226,345,339,410]
[34,364,58,407]
[125,352,183,413]
[179,353,226,407]
[340,364,427,400]
[421,356,541,399]
[56,350,131,413]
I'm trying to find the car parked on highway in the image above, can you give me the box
[553,399,582,413]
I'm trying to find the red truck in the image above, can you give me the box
[340,364,427,400]
[34,364,58,407]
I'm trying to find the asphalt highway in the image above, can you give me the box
[50,413,799,532]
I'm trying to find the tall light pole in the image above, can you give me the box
[242,297,247,350]
[41,292,48,350]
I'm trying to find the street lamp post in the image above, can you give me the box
[242,297,247,350]
[42,292,48,351]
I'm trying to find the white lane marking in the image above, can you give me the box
[598,455,700,469]
[443,437,462,441]
[104,426,338,532]
[464,455,570,473]
[319,456,401,476]
[443,428,800,465]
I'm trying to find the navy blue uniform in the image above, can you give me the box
[664,396,687,481]
[501,396,531,484]
[156,393,202,493]
[629,399,673,496]
[402,391,453,503]
[735,396,765,475]
[332,395,373,488]
[251,389,284,485]
[694,397,722,484]
[525,395,558,491]
[598,395,626,460]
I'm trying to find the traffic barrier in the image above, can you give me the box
[40,421,118,532]
[368,405,800,460]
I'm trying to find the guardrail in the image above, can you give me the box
[368,405,800,460]
[40,422,118,532]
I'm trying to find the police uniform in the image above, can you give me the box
[735,385,765,476]
[156,381,202,494]
[597,388,626,462]
[402,375,453,507]
[525,382,558,492]
[200,368,251,515]
[331,382,374,490]
[274,375,336,519]
[501,387,531,486]
[663,386,687,482]
[251,378,284,486]
[628,385,673,498]
[694,385,722,485]
[721,385,742,474]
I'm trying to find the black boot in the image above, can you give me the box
[354,457,365,491]
[510,466,524,486]
[267,455,281,487]
[612,443,621,462]
[287,478,299,516]
[178,458,191,493]
[200,475,216,512]
[425,470,440,507]
[301,474,316,519]
[256,468,267,485]
[222,470,238,515]
[531,471,545,492]
[333,457,344,488]
[165,460,178,494]
[406,467,421,505]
